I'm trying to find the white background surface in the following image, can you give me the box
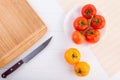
[0,0,120,80]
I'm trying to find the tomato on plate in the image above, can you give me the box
[85,29,100,43]
[64,48,80,65]
[91,15,105,29]
[82,4,96,19]
[72,31,85,44]
[73,17,88,31]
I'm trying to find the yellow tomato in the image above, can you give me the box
[64,48,80,65]
[74,62,90,76]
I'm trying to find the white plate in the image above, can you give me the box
[63,4,107,47]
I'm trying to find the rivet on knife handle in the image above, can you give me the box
[1,60,24,78]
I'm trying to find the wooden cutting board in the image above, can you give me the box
[0,0,47,68]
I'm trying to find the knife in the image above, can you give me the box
[1,36,52,78]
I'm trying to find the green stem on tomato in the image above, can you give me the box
[80,15,94,35]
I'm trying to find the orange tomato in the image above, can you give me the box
[74,62,90,76]
[64,48,80,65]
[72,31,85,44]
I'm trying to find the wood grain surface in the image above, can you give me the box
[0,0,47,68]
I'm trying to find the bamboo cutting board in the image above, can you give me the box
[0,0,47,68]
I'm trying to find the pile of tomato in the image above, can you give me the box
[64,48,90,77]
[72,4,105,44]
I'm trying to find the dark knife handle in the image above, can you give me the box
[1,60,24,78]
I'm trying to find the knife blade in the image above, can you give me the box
[1,36,52,78]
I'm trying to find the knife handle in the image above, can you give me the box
[1,60,24,78]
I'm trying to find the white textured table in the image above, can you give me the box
[0,0,120,80]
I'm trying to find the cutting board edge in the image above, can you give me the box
[0,27,47,68]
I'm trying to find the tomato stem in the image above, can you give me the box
[86,10,91,15]
[72,53,77,58]
[79,21,85,26]
[95,19,100,24]
[89,30,94,35]
[77,69,82,73]
[80,15,94,35]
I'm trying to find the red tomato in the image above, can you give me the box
[91,15,105,29]
[72,31,85,44]
[85,29,100,43]
[82,4,97,19]
[73,17,88,31]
